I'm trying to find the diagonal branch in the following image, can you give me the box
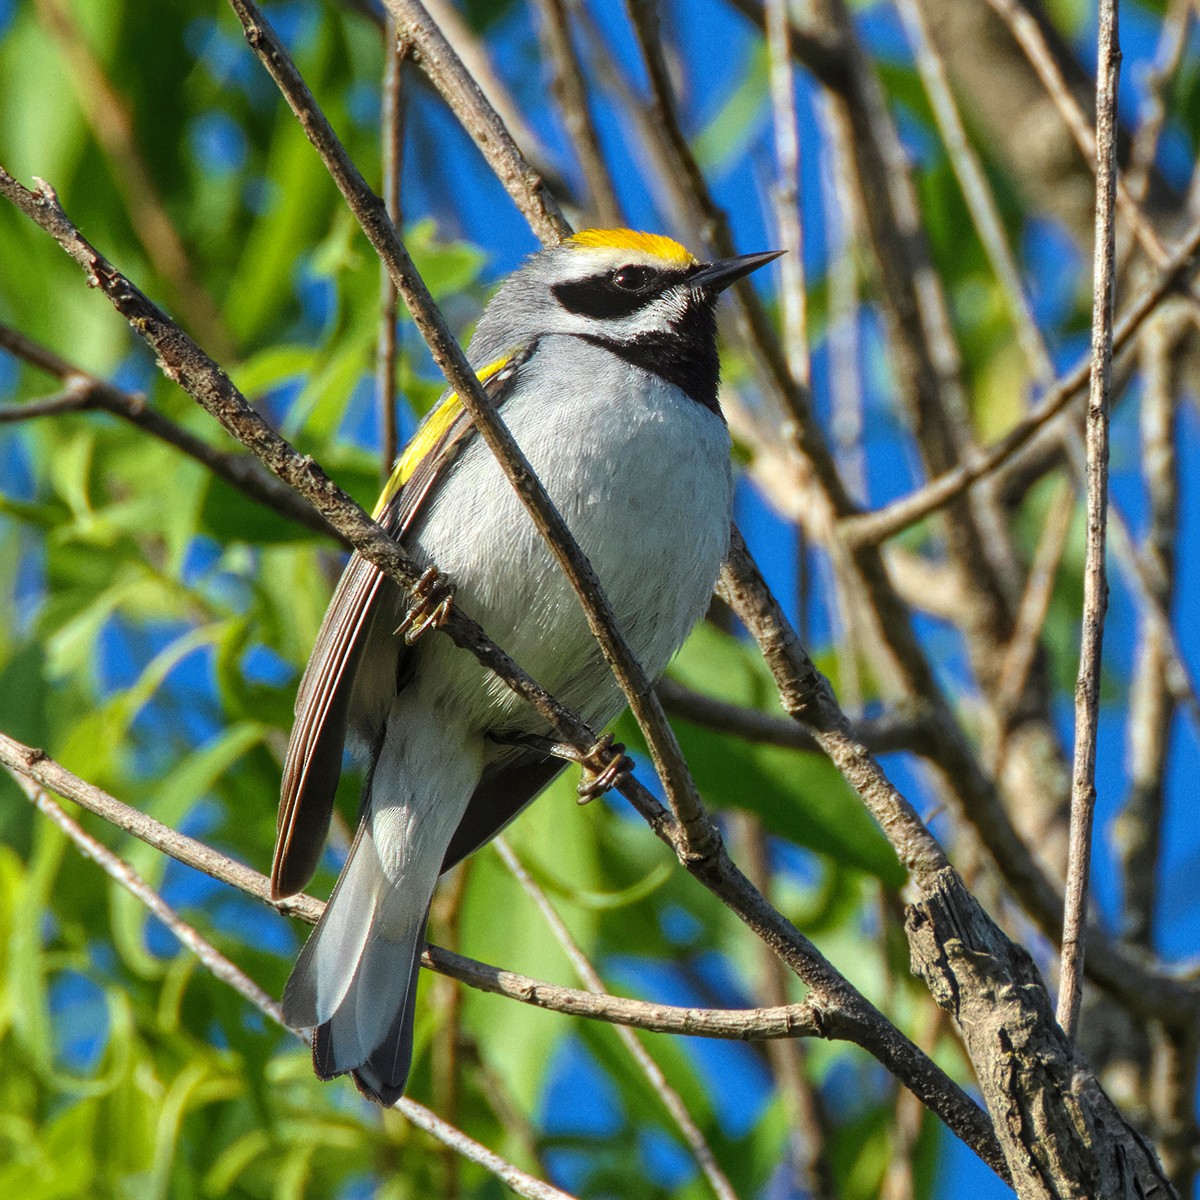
[226,0,719,860]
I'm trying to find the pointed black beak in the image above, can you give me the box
[688,249,784,294]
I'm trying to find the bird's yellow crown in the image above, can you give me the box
[569,228,696,266]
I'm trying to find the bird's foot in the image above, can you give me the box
[573,734,633,805]
[394,566,455,645]
[486,729,633,804]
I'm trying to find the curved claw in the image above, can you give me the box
[394,566,455,645]
[576,734,633,805]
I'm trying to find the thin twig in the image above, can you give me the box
[13,771,282,1016]
[1057,0,1120,1041]
[495,838,741,1200]
[397,1099,576,1200]
[377,19,409,480]
[816,94,867,705]
[820,95,866,503]
[532,0,622,226]
[0,383,96,422]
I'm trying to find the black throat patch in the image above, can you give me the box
[575,303,722,417]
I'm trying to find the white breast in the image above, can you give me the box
[364,336,733,738]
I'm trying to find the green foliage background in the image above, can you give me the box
[0,0,1135,1194]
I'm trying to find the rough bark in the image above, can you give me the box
[908,870,1176,1199]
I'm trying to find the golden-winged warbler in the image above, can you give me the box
[272,228,780,1103]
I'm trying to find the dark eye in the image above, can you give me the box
[611,265,656,292]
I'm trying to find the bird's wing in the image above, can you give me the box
[271,348,533,899]
[441,754,568,873]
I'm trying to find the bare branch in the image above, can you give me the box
[1056,0,1120,1042]
[0,729,818,1043]
[0,382,96,422]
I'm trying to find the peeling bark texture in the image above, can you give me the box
[907,869,1176,1199]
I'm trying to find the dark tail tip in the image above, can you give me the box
[311,1012,415,1107]
[350,1068,406,1107]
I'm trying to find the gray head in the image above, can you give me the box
[466,229,780,410]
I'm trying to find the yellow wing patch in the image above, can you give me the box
[373,354,512,518]
[569,228,696,266]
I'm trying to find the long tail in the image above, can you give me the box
[281,715,480,1104]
